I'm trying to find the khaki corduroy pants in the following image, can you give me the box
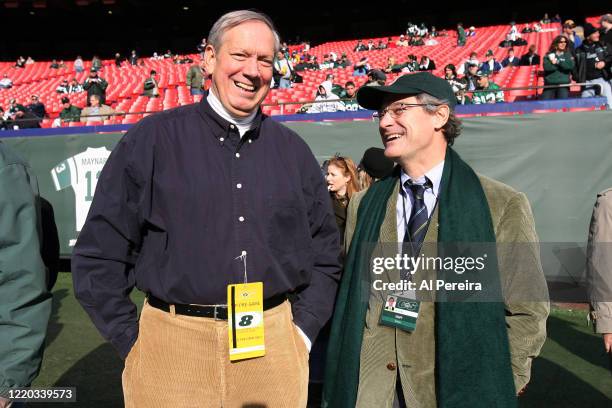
[122,300,309,408]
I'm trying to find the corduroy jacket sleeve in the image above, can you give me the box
[496,192,550,393]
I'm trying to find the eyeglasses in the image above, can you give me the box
[558,40,567,43]
[373,102,440,120]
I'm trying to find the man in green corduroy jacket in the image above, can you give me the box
[323,73,549,408]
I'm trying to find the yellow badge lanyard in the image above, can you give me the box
[227,252,266,361]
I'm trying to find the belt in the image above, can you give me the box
[147,293,287,320]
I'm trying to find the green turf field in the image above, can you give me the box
[29,273,612,407]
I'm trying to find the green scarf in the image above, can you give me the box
[322,147,516,407]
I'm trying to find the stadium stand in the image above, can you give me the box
[0,18,606,128]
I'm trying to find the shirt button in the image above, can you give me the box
[230,124,235,129]
[219,137,224,142]
[248,139,252,143]
[239,216,245,222]
[235,153,240,158]
[236,183,242,189]
[241,250,247,256]
[386,362,396,371]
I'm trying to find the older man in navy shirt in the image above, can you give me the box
[72,10,341,407]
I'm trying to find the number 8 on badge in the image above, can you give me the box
[227,282,265,361]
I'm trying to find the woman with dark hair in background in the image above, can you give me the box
[308,154,360,406]
[444,63,469,104]
[325,155,360,246]
[542,35,575,100]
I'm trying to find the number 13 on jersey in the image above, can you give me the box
[227,282,265,361]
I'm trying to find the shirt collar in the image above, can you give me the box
[207,89,257,128]
[400,160,444,196]
[198,90,263,141]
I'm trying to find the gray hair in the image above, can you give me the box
[208,10,281,54]
[415,93,462,146]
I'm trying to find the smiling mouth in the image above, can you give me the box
[384,134,402,143]
[234,81,257,93]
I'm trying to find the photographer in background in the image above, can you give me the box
[83,68,108,106]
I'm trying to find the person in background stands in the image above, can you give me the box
[444,64,469,104]
[353,57,370,76]
[464,62,480,91]
[561,20,582,54]
[501,48,520,67]
[306,84,346,113]
[575,23,612,108]
[74,55,84,73]
[83,68,108,106]
[68,78,83,93]
[541,35,575,100]
[396,34,409,47]
[456,22,466,46]
[91,55,102,71]
[26,95,46,122]
[54,96,82,127]
[479,49,503,74]
[0,74,13,89]
[129,50,138,66]
[142,70,160,98]
[80,94,120,123]
[56,79,69,94]
[520,45,541,66]
[15,56,26,68]
[354,39,367,52]
[186,59,207,102]
[339,81,363,111]
[273,51,293,89]
[473,70,505,104]
[418,55,436,71]
[457,51,479,75]
[600,14,612,49]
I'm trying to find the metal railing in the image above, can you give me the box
[1,82,606,128]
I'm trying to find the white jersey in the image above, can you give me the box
[51,147,111,233]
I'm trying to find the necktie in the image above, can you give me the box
[403,179,431,252]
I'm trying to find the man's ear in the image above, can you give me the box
[203,44,217,76]
[433,104,450,131]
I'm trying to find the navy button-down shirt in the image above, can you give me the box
[71,98,342,358]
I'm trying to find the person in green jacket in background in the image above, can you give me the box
[186,59,207,101]
[456,22,466,46]
[0,142,52,408]
[58,96,82,123]
[472,70,505,104]
[541,35,575,100]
